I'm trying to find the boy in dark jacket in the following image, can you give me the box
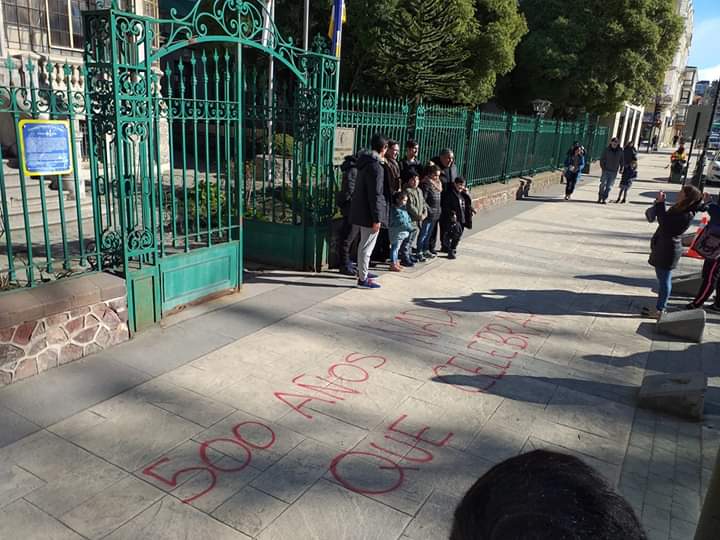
[441,177,474,259]
[350,135,388,289]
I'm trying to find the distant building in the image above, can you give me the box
[641,0,694,148]
[695,80,711,99]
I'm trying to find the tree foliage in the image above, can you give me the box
[497,0,683,116]
[339,0,526,105]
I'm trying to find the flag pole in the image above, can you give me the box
[303,0,310,50]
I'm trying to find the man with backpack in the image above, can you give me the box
[686,193,720,313]
[335,154,360,276]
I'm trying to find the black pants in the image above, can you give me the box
[443,225,464,253]
[371,228,390,262]
[565,172,579,196]
[337,213,359,268]
[691,258,720,307]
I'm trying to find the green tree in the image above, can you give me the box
[497,0,683,116]
[339,0,526,105]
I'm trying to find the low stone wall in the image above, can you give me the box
[0,273,129,385]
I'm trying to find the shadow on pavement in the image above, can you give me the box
[413,290,652,318]
[576,274,656,289]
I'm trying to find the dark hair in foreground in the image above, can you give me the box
[670,185,702,215]
[450,450,647,540]
[370,133,388,153]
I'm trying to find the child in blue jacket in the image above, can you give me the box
[389,191,416,272]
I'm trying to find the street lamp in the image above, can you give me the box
[531,99,552,118]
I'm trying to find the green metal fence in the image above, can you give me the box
[0,57,99,291]
[334,95,609,188]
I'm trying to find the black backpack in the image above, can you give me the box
[335,155,358,211]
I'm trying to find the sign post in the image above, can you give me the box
[18,120,73,176]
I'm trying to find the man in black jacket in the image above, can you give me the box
[400,140,420,179]
[335,154,360,275]
[350,134,388,289]
[598,138,623,204]
[431,148,459,251]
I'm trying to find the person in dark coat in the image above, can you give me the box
[621,140,638,172]
[598,137,623,204]
[350,134,388,289]
[440,177,474,259]
[563,145,585,200]
[400,140,420,180]
[417,163,443,259]
[335,154,360,275]
[643,185,704,318]
[430,148,459,251]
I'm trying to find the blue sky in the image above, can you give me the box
[689,0,720,80]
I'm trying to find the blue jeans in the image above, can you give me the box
[417,217,437,252]
[598,170,618,201]
[391,231,409,264]
[655,267,673,311]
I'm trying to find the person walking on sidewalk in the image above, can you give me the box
[643,185,704,319]
[430,148,458,251]
[350,134,388,289]
[564,145,585,200]
[402,167,427,265]
[389,192,415,272]
[621,139,638,172]
[615,159,638,203]
[686,194,720,313]
[669,145,687,184]
[335,153,360,276]
[598,137,623,204]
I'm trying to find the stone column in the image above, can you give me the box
[634,107,645,148]
[611,112,621,140]
[619,105,631,145]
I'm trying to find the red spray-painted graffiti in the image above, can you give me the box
[432,310,552,393]
[273,352,388,419]
[142,421,276,504]
[329,414,454,495]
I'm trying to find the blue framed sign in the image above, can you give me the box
[18,120,73,176]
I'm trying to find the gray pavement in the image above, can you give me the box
[1,152,720,540]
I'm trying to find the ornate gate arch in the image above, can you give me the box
[83,1,338,332]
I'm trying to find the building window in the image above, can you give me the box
[46,1,91,50]
[4,1,49,51]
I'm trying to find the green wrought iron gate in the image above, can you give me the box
[83,1,338,332]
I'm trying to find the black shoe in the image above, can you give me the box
[447,251,457,260]
[707,304,720,314]
[339,265,356,277]
[684,302,698,310]
[400,259,415,268]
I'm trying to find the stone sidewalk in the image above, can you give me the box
[1,152,719,540]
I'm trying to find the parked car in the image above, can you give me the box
[708,135,720,151]
[705,151,720,186]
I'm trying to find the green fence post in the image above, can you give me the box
[530,116,540,176]
[501,114,517,181]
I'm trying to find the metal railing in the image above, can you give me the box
[335,95,610,188]
[0,56,98,291]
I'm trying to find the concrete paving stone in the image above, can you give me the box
[0,463,45,509]
[617,484,645,516]
[642,503,671,537]
[49,409,111,440]
[212,486,288,537]
[402,490,460,540]
[115,379,236,428]
[108,323,235,377]
[175,455,263,514]
[644,490,673,512]
[464,423,528,464]
[530,418,626,465]
[277,405,369,450]
[192,410,307,472]
[523,437,622,487]
[213,373,304,422]
[0,357,150,427]
[158,363,239,397]
[103,495,251,540]
[0,498,84,540]
[250,438,336,503]
[670,518,697,540]
[545,385,634,442]
[25,455,127,517]
[258,480,410,540]
[62,400,203,471]
[59,476,164,539]
[0,404,41,448]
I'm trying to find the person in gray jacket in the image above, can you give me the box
[598,137,623,204]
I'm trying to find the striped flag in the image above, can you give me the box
[328,0,346,57]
